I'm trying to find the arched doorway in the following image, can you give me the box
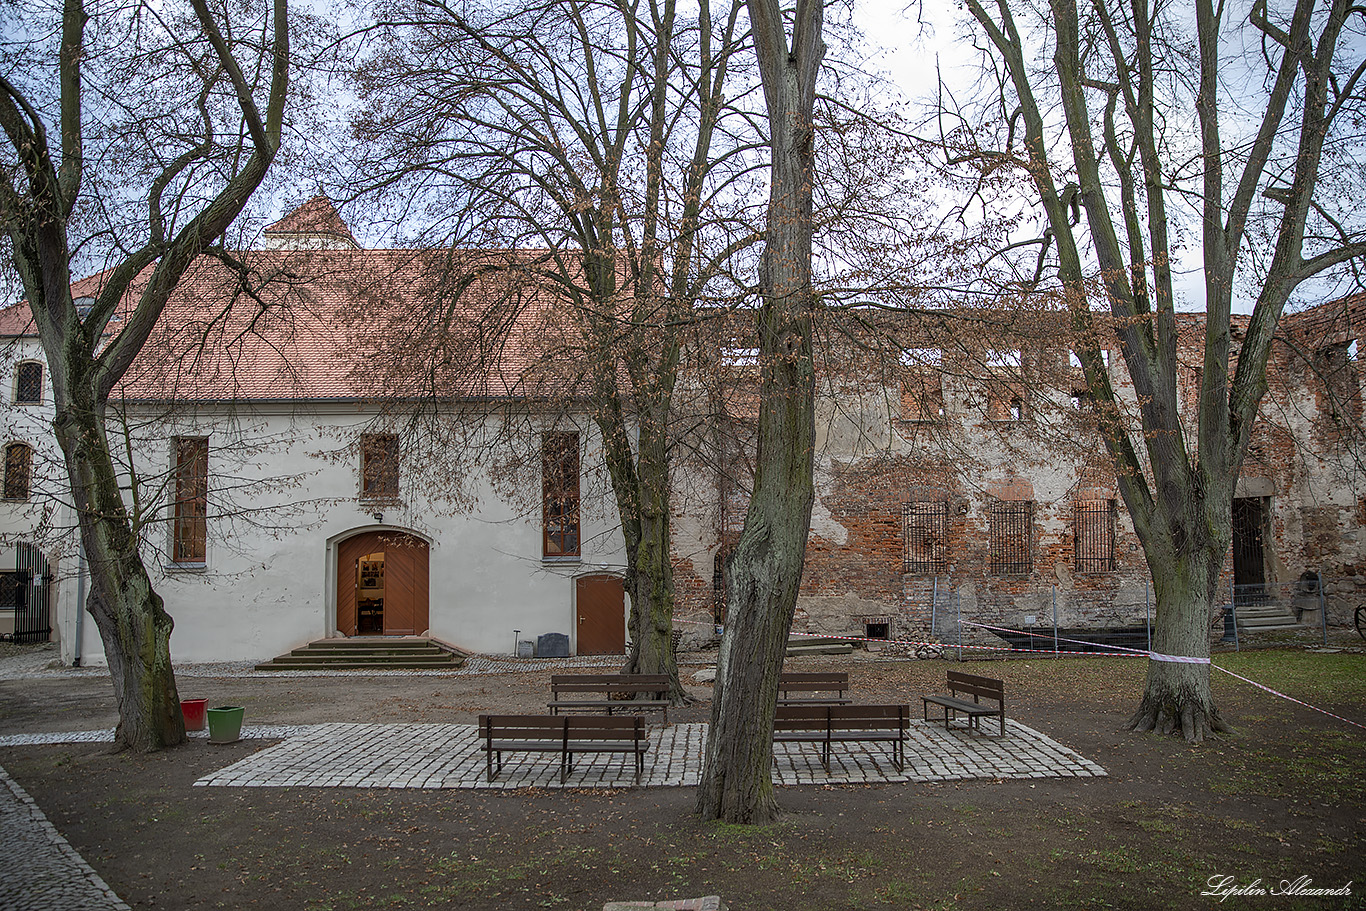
[575,573,625,656]
[335,531,430,637]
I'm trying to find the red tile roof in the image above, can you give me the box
[262,195,359,246]
[0,246,584,403]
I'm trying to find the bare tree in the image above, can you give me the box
[695,0,823,824]
[344,0,758,697]
[0,0,290,750]
[934,0,1366,739]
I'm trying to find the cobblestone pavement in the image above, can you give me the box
[0,647,705,681]
[0,765,130,911]
[187,718,1105,789]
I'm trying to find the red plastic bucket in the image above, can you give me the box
[181,698,208,732]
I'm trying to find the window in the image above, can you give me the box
[985,349,1021,369]
[987,388,1026,421]
[1069,349,1111,368]
[360,433,400,500]
[900,348,942,367]
[989,499,1033,574]
[3,443,32,500]
[172,437,208,564]
[1074,499,1117,572]
[542,431,580,558]
[14,362,42,405]
[901,373,945,422]
[0,571,24,610]
[903,500,949,574]
[720,347,760,367]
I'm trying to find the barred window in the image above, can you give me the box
[4,443,32,500]
[903,500,949,574]
[1074,499,1117,572]
[14,362,42,405]
[542,431,580,558]
[989,500,1033,574]
[360,433,400,500]
[172,437,208,564]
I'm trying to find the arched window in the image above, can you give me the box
[4,443,32,500]
[14,362,43,405]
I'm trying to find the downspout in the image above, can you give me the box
[72,542,86,667]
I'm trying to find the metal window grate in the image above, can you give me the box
[989,500,1033,574]
[360,433,400,499]
[542,432,580,557]
[172,437,208,563]
[903,500,949,574]
[1074,500,1116,572]
[14,362,42,404]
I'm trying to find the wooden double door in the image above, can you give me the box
[336,531,430,637]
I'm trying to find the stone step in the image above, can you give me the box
[255,637,466,671]
[288,645,450,658]
[268,652,455,665]
[299,637,439,649]
[255,659,464,671]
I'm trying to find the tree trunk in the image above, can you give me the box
[1128,546,1232,742]
[54,400,185,752]
[696,0,822,824]
[621,431,687,702]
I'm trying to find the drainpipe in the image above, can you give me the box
[73,542,86,667]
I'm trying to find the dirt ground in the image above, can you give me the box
[0,643,1362,911]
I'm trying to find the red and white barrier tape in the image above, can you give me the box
[1212,664,1366,731]
[676,616,1363,732]
[960,620,1151,656]
[672,617,1141,658]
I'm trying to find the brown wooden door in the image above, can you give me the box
[336,531,430,636]
[575,574,625,655]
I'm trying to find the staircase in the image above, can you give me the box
[1232,600,1304,634]
[254,637,467,671]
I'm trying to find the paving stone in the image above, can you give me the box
[187,718,1106,790]
[0,765,131,911]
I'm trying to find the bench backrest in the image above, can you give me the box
[778,672,849,692]
[774,703,908,732]
[479,714,645,741]
[550,674,670,695]
[946,671,1004,703]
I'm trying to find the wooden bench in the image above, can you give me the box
[548,673,671,724]
[772,704,909,771]
[478,714,648,783]
[921,671,1006,736]
[778,671,852,705]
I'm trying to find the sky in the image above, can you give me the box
[847,0,1365,315]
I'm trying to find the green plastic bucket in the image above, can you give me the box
[206,705,245,744]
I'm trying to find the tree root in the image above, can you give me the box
[1128,700,1232,743]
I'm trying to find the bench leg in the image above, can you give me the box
[486,748,501,782]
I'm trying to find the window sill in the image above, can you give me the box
[542,554,582,564]
[166,562,208,574]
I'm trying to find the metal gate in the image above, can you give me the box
[3,543,52,642]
